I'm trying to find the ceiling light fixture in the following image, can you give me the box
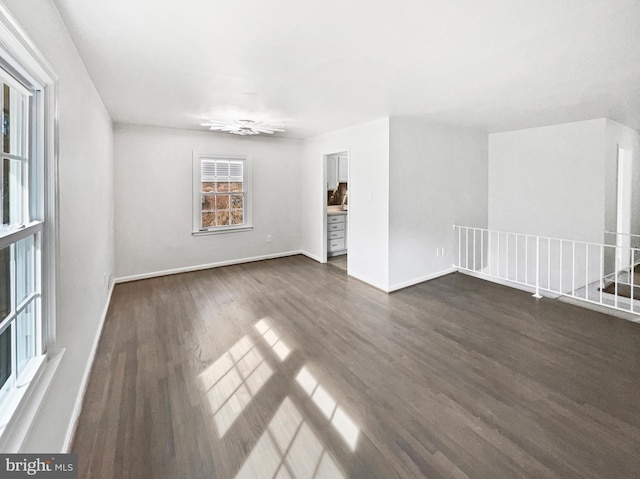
[201,119,284,136]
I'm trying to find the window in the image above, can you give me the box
[0,6,56,449]
[193,154,252,234]
[0,66,44,412]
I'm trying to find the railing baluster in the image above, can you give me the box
[585,244,589,300]
[458,226,461,268]
[473,229,476,271]
[547,238,551,291]
[515,234,519,282]
[535,236,541,298]
[615,245,618,309]
[600,244,604,305]
[572,241,576,297]
[466,227,469,270]
[497,232,501,278]
[559,240,563,294]
[489,231,492,276]
[481,230,484,274]
[506,233,510,280]
[525,236,528,285]
[631,248,634,313]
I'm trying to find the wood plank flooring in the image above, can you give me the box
[72,255,640,478]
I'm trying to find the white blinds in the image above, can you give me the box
[201,159,244,182]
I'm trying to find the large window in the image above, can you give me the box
[0,66,46,422]
[193,154,252,234]
[0,6,55,450]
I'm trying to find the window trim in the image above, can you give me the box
[192,152,253,235]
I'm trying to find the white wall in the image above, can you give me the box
[301,118,390,291]
[489,119,607,242]
[114,125,302,280]
[389,118,488,289]
[3,0,115,452]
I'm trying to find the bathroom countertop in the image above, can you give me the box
[327,206,348,215]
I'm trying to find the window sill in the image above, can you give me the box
[192,225,254,236]
[0,349,64,452]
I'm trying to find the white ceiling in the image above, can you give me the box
[53,0,640,139]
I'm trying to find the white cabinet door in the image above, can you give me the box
[328,238,345,252]
[338,156,348,182]
[327,155,338,190]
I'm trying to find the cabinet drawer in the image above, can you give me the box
[328,238,345,252]
[328,222,345,232]
[329,230,344,240]
[327,215,345,224]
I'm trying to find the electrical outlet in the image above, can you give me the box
[436,248,439,256]
[442,248,446,256]
[266,235,272,243]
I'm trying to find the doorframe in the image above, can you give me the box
[322,149,350,265]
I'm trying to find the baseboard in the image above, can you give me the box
[114,250,303,283]
[457,268,562,299]
[62,281,115,452]
[299,250,324,263]
[388,267,457,292]
[347,270,390,293]
[558,295,640,323]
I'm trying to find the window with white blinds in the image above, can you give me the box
[193,154,252,234]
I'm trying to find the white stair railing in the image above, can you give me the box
[604,231,640,274]
[454,225,640,316]
[604,231,640,242]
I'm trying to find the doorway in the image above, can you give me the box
[615,146,633,272]
[323,151,349,272]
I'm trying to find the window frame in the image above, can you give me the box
[0,4,58,450]
[0,67,44,409]
[192,152,252,235]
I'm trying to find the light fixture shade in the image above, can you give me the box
[201,119,284,135]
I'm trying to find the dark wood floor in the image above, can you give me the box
[72,255,640,479]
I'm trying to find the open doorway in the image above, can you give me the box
[615,146,633,272]
[323,151,349,272]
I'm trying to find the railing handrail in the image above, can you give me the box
[605,230,640,239]
[453,225,640,253]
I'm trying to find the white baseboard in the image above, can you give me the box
[457,268,562,299]
[114,250,303,283]
[299,250,323,263]
[62,281,115,452]
[558,296,640,323]
[347,270,390,293]
[388,267,457,292]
